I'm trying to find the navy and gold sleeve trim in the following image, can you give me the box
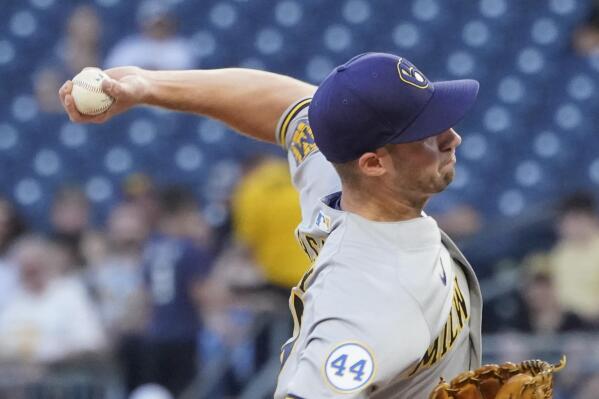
[276,97,312,149]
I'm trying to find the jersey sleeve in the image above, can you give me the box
[275,98,342,228]
[279,256,430,398]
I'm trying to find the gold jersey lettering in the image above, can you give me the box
[280,231,327,368]
[410,276,469,376]
[289,120,318,166]
[296,230,325,263]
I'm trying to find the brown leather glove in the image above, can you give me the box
[429,356,566,399]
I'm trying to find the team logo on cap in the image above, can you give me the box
[397,58,429,89]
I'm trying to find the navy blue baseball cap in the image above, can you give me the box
[308,52,479,163]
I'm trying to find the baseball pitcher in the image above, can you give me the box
[59,52,564,399]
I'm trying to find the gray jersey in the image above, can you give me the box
[274,98,483,399]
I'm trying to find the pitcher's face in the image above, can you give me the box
[384,128,462,195]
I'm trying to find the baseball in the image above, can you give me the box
[71,67,114,115]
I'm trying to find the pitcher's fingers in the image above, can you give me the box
[58,81,73,104]
[63,94,85,122]
[65,95,111,124]
[101,78,120,99]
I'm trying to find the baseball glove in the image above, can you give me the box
[428,356,566,399]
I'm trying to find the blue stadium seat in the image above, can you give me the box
[85,175,116,204]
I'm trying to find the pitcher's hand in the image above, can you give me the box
[59,66,149,124]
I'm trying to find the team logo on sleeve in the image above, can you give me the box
[290,118,319,166]
[397,58,429,89]
[323,342,375,393]
[315,211,332,233]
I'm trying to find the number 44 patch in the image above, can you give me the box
[324,342,375,393]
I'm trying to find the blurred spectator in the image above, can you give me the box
[575,373,599,399]
[0,197,27,256]
[431,204,482,240]
[425,194,482,240]
[89,203,148,337]
[231,157,309,289]
[224,157,311,396]
[50,185,92,269]
[0,198,27,311]
[0,236,106,365]
[87,202,149,393]
[33,66,66,114]
[547,192,599,324]
[104,0,196,70]
[573,0,599,55]
[516,259,592,334]
[201,241,262,320]
[62,5,102,76]
[559,336,599,397]
[141,186,213,396]
[35,5,103,113]
[81,230,109,267]
[197,240,272,397]
[486,332,534,364]
[48,235,83,277]
[123,173,161,230]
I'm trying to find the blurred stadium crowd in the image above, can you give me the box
[1,0,599,398]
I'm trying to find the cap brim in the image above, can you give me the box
[390,79,479,143]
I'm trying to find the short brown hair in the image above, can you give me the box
[332,159,361,187]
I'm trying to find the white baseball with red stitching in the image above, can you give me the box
[71,67,114,115]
